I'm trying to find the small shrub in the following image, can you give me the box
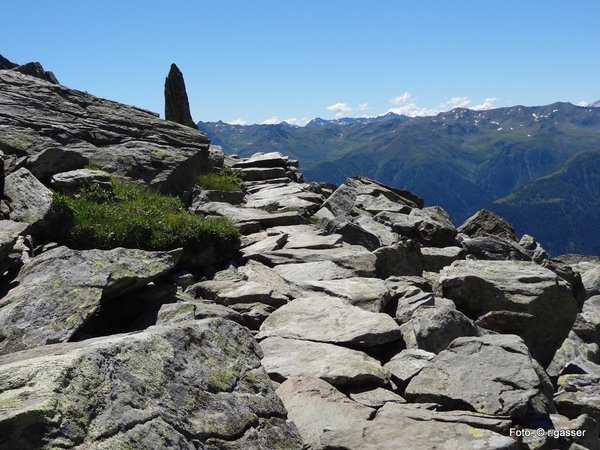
[53,178,240,253]
[195,167,243,192]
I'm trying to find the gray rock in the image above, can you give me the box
[240,232,288,260]
[231,151,291,169]
[272,260,354,283]
[408,206,458,247]
[420,246,464,272]
[439,259,578,366]
[244,182,325,213]
[260,336,389,386]
[275,224,343,250]
[275,377,374,448]
[319,414,518,450]
[4,168,55,233]
[405,334,555,419]
[461,235,532,261]
[216,281,289,308]
[376,402,513,434]
[299,277,390,312]
[50,168,112,193]
[0,69,210,193]
[155,301,196,324]
[458,209,517,242]
[519,234,549,263]
[191,201,307,232]
[347,387,406,408]
[12,61,59,84]
[257,296,402,347]
[400,304,481,353]
[0,319,303,449]
[547,331,600,378]
[373,240,423,278]
[164,63,196,128]
[384,349,436,388]
[0,246,181,355]
[0,220,29,273]
[228,302,277,330]
[238,259,303,300]
[555,374,600,425]
[240,166,287,181]
[255,245,377,277]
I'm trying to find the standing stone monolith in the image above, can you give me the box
[164,63,197,129]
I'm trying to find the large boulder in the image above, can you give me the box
[555,374,600,425]
[405,334,555,419]
[439,259,578,366]
[0,70,210,193]
[276,377,374,448]
[0,220,29,273]
[257,296,401,348]
[50,168,112,193]
[4,168,55,234]
[319,414,518,450]
[164,63,196,129]
[458,209,517,242]
[399,304,481,354]
[0,246,181,355]
[260,336,389,386]
[0,319,303,449]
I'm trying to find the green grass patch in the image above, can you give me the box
[53,179,240,252]
[195,168,243,192]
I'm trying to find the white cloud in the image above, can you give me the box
[358,103,370,111]
[578,100,589,107]
[284,117,311,126]
[441,97,471,109]
[390,92,412,105]
[326,102,352,113]
[472,97,498,110]
[387,105,438,117]
[326,102,353,118]
[262,116,279,125]
[227,118,247,125]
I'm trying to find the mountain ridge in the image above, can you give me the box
[198,101,600,255]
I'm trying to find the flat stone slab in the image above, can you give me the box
[299,277,390,312]
[273,261,354,283]
[260,336,389,386]
[257,296,401,347]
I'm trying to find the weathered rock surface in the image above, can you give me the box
[420,245,464,272]
[384,349,436,388]
[319,415,518,450]
[257,296,401,347]
[4,167,55,233]
[0,246,181,355]
[164,63,196,129]
[0,319,303,449]
[399,304,480,353]
[260,336,389,386]
[0,70,210,193]
[0,220,29,273]
[405,334,555,419]
[347,387,406,408]
[299,277,390,312]
[460,235,532,261]
[458,209,517,242]
[50,168,112,193]
[276,377,374,448]
[272,260,354,283]
[439,259,578,366]
[555,374,600,424]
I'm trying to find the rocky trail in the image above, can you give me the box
[1,60,600,449]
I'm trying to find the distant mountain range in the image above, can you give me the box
[198,101,600,255]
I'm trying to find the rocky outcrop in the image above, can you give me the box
[405,334,554,419]
[0,246,181,355]
[439,259,578,366]
[164,63,196,129]
[0,69,210,193]
[0,319,303,449]
[458,208,517,242]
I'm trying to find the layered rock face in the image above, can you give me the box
[0,63,210,194]
[1,62,600,449]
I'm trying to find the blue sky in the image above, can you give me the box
[2,1,599,125]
